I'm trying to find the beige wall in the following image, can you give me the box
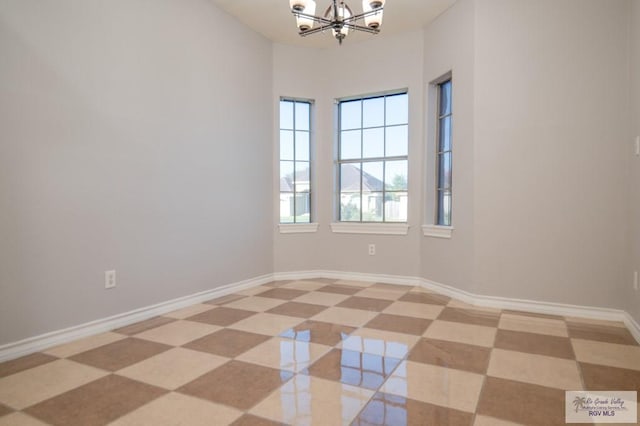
[629,0,640,320]
[0,0,273,345]
[473,0,631,308]
[273,31,425,277]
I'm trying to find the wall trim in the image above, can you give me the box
[2,270,639,361]
[0,273,274,362]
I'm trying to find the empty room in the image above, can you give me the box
[1,0,639,425]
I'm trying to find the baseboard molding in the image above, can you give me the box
[2,270,639,362]
[0,273,274,362]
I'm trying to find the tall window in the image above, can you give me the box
[436,80,452,226]
[280,99,312,223]
[338,92,408,222]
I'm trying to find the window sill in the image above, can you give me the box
[330,222,409,235]
[279,223,319,234]
[422,225,454,239]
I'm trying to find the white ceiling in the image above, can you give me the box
[209,0,457,49]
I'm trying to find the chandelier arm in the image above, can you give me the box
[291,10,333,25]
[298,23,334,37]
[343,7,384,24]
[343,22,380,34]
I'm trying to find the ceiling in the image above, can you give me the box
[209,0,457,49]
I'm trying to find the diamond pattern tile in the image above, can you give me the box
[1,280,637,425]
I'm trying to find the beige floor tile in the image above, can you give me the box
[293,291,351,306]
[163,304,214,319]
[111,392,242,426]
[135,320,220,346]
[311,307,378,327]
[424,320,497,347]
[339,328,419,359]
[224,296,287,312]
[499,314,568,337]
[0,359,107,409]
[572,338,640,371]
[487,348,582,390]
[250,375,374,425]
[564,316,627,328]
[236,286,271,296]
[281,281,326,291]
[0,413,49,426]
[380,360,484,413]
[236,337,331,373]
[383,301,444,319]
[474,414,523,426]
[354,288,405,301]
[44,332,126,358]
[114,316,176,335]
[0,353,57,379]
[117,347,228,389]
[230,313,304,336]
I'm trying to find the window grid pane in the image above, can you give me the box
[280,99,312,224]
[436,80,452,226]
[338,92,408,223]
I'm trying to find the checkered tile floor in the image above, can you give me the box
[0,279,638,425]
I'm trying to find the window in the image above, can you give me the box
[337,92,408,222]
[435,80,452,226]
[279,99,312,223]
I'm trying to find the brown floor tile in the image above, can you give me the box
[25,375,167,426]
[0,402,13,417]
[567,321,638,346]
[266,301,327,318]
[399,292,450,305]
[337,296,394,312]
[204,293,247,305]
[113,316,176,335]
[186,306,256,326]
[476,377,566,426]
[69,338,171,371]
[280,320,356,346]
[316,284,362,295]
[304,348,402,390]
[364,313,431,336]
[230,414,287,426]
[494,329,575,359]
[408,338,491,374]
[580,362,640,391]
[256,288,308,300]
[0,353,57,378]
[177,360,293,410]
[184,328,269,357]
[437,307,500,327]
[305,278,338,284]
[352,392,473,426]
[502,309,564,320]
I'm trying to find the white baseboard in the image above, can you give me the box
[2,270,639,362]
[0,273,274,362]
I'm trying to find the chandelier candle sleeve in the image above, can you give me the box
[289,0,385,45]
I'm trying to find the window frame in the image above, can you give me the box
[278,97,314,226]
[335,90,409,224]
[435,78,452,227]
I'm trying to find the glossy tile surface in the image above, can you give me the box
[0,279,637,425]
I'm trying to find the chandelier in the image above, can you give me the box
[289,0,386,45]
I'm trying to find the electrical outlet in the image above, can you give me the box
[634,271,639,291]
[105,270,116,289]
[368,244,376,256]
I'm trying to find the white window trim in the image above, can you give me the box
[279,223,319,234]
[422,224,453,239]
[331,222,409,235]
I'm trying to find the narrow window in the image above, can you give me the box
[337,92,408,222]
[279,99,312,223]
[436,80,452,226]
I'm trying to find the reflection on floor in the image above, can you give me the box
[0,279,638,425]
